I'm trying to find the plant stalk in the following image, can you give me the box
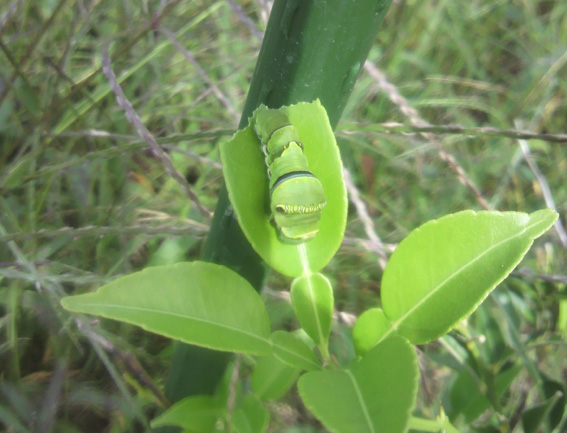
[160,0,393,430]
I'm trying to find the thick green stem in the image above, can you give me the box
[160,0,392,429]
[243,0,393,128]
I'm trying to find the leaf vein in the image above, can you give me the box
[345,370,375,433]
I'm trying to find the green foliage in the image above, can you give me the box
[298,336,419,433]
[381,209,558,344]
[152,393,269,433]
[354,210,558,354]
[150,396,219,432]
[290,273,334,350]
[231,395,270,433]
[448,364,523,423]
[270,331,321,371]
[60,202,556,433]
[62,262,271,355]
[352,308,393,355]
[251,353,300,401]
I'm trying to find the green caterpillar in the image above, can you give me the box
[253,105,327,244]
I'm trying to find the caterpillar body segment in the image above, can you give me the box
[253,105,327,243]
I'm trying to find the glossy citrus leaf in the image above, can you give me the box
[381,210,558,344]
[252,353,300,401]
[290,273,333,347]
[220,100,347,277]
[408,415,461,433]
[298,336,419,433]
[352,308,394,355]
[61,262,271,355]
[449,364,522,422]
[150,395,219,431]
[271,331,321,371]
[231,394,270,433]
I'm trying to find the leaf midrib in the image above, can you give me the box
[70,302,269,343]
[305,277,325,345]
[345,370,375,433]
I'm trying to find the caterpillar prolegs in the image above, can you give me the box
[253,105,327,244]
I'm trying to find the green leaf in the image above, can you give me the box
[271,331,321,371]
[220,100,347,277]
[521,391,564,433]
[290,273,333,347]
[352,308,394,356]
[381,210,558,344]
[520,377,566,433]
[543,378,567,430]
[298,336,419,433]
[150,395,219,431]
[231,395,270,433]
[252,353,300,401]
[448,364,522,422]
[61,262,271,355]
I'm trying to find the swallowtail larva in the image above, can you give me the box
[253,105,326,243]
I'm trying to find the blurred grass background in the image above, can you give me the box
[1,0,566,432]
